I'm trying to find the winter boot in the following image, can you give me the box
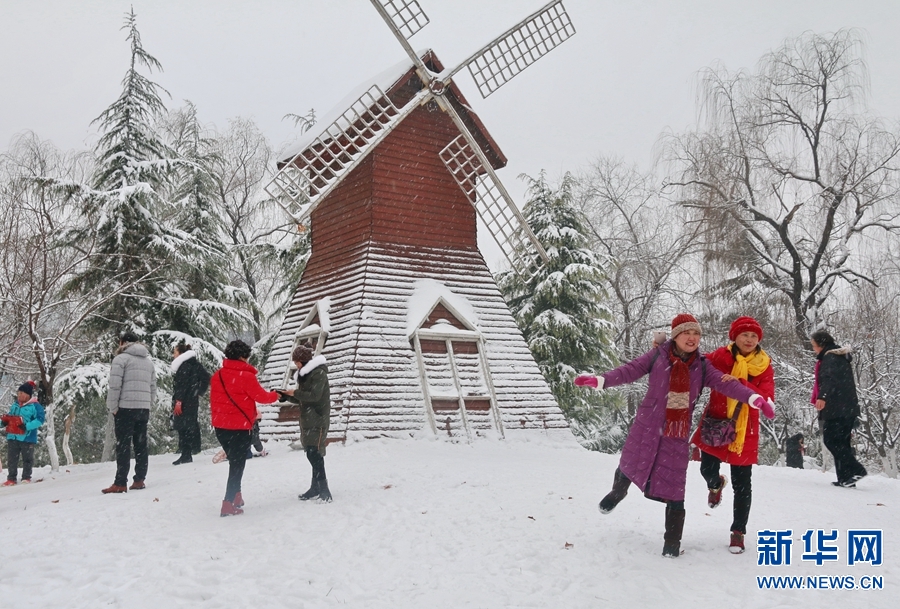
[233,491,244,508]
[598,468,631,514]
[662,505,686,558]
[101,484,127,494]
[129,479,146,490]
[707,475,727,509]
[298,477,320,501]
[220,500,244,517]
[729,530,745,554]
[173,456,192,465]
[317,479,333,503]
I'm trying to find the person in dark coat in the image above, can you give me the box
[810,330,867,487]
[210,340,279,517]
[574,313,775,558]
[785,433,805,469]
[279,344,332,503]
[171,342,211,465]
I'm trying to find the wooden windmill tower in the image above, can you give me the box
[259,0,576,443]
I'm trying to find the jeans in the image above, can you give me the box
[215,428,252,502]
[114,408,149,486]
[822,417,867,483]
[700,451,753,534]
[6,439,36,481]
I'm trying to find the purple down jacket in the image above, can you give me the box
[601,342,757,502]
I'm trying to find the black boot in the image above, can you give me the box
[662,504,686,557]
[317,478,333,503]
[598,468,631,514]
[298,477,320,501]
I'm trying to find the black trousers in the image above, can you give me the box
[700,451,753,534]
[306,446,326,480]
[822,417,867,483]
[114,408,149,486]
[6,439,36,481]
[175,413,202,459]
[215,428,252,502]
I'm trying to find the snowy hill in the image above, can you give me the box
[1,436,895,608]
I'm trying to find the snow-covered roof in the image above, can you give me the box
[260,243,566,442]
[278,49,506,169]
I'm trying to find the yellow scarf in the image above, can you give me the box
[726,344,771,454]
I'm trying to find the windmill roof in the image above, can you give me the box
[278,49,507,168]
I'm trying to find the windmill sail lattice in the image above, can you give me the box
[440,135,542,277]
[462,0,575,98]
[376,0,430,39]
[265,85,408,221]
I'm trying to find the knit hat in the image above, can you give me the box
[18,380,36,396]
[292,345,314,364]
[670,313,702,339]
[729,316,763,341]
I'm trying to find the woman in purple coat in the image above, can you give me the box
[575,313,775,557]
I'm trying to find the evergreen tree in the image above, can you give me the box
[156,101,254,345]
[499,172,621,450]
[69,8,185,336]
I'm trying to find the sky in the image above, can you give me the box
[2,1,899,171]
[1,0,898,238]
[1,434,896,608]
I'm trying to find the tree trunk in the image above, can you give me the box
[62,402,77,466]
[101,412,116,461]
[43,402,61,472]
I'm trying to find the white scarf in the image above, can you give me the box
[170,350,196,373]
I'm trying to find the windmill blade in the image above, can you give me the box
[369,0,434,88]
[449,0,575,98]
[266,85,427,223]
[440,133,548,278]
[372,0,430,40]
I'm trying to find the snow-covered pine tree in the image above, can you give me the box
[499,172,622,450]
[157,101,255,346]
[70,9,187,336]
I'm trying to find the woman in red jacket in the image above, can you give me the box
[691,316,775,554]
[210,340,279,517]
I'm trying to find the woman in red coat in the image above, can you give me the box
[210,340,279,517]
[691,316,775,554]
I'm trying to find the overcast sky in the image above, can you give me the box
[2,0,898,213]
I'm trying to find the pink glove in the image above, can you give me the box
[574,375,604,389]
[750,395,775,419]
[173,401,183,416]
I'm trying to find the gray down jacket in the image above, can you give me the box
[107,342,157,414]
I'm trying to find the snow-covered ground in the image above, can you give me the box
[1,433,895,608]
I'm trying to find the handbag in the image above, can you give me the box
[700,402,741,447]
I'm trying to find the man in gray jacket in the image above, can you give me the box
[102,332,157,494]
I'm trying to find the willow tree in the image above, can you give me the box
[665,30,900,343]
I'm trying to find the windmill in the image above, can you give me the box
[260,0,577,443]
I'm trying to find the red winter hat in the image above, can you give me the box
[729,316,763,341]
[670,313,702,339]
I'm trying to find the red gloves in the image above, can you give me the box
[1,414,25,435]
[750,395,776,419]
[574,375,604,389]
[173,401,183,416]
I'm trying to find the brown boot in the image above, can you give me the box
[220,500,244,517]
[101,484,127,494]
[598,468,631,514]
[662,504,686,557]
[234,491,244,508]
[129,479,146,490]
